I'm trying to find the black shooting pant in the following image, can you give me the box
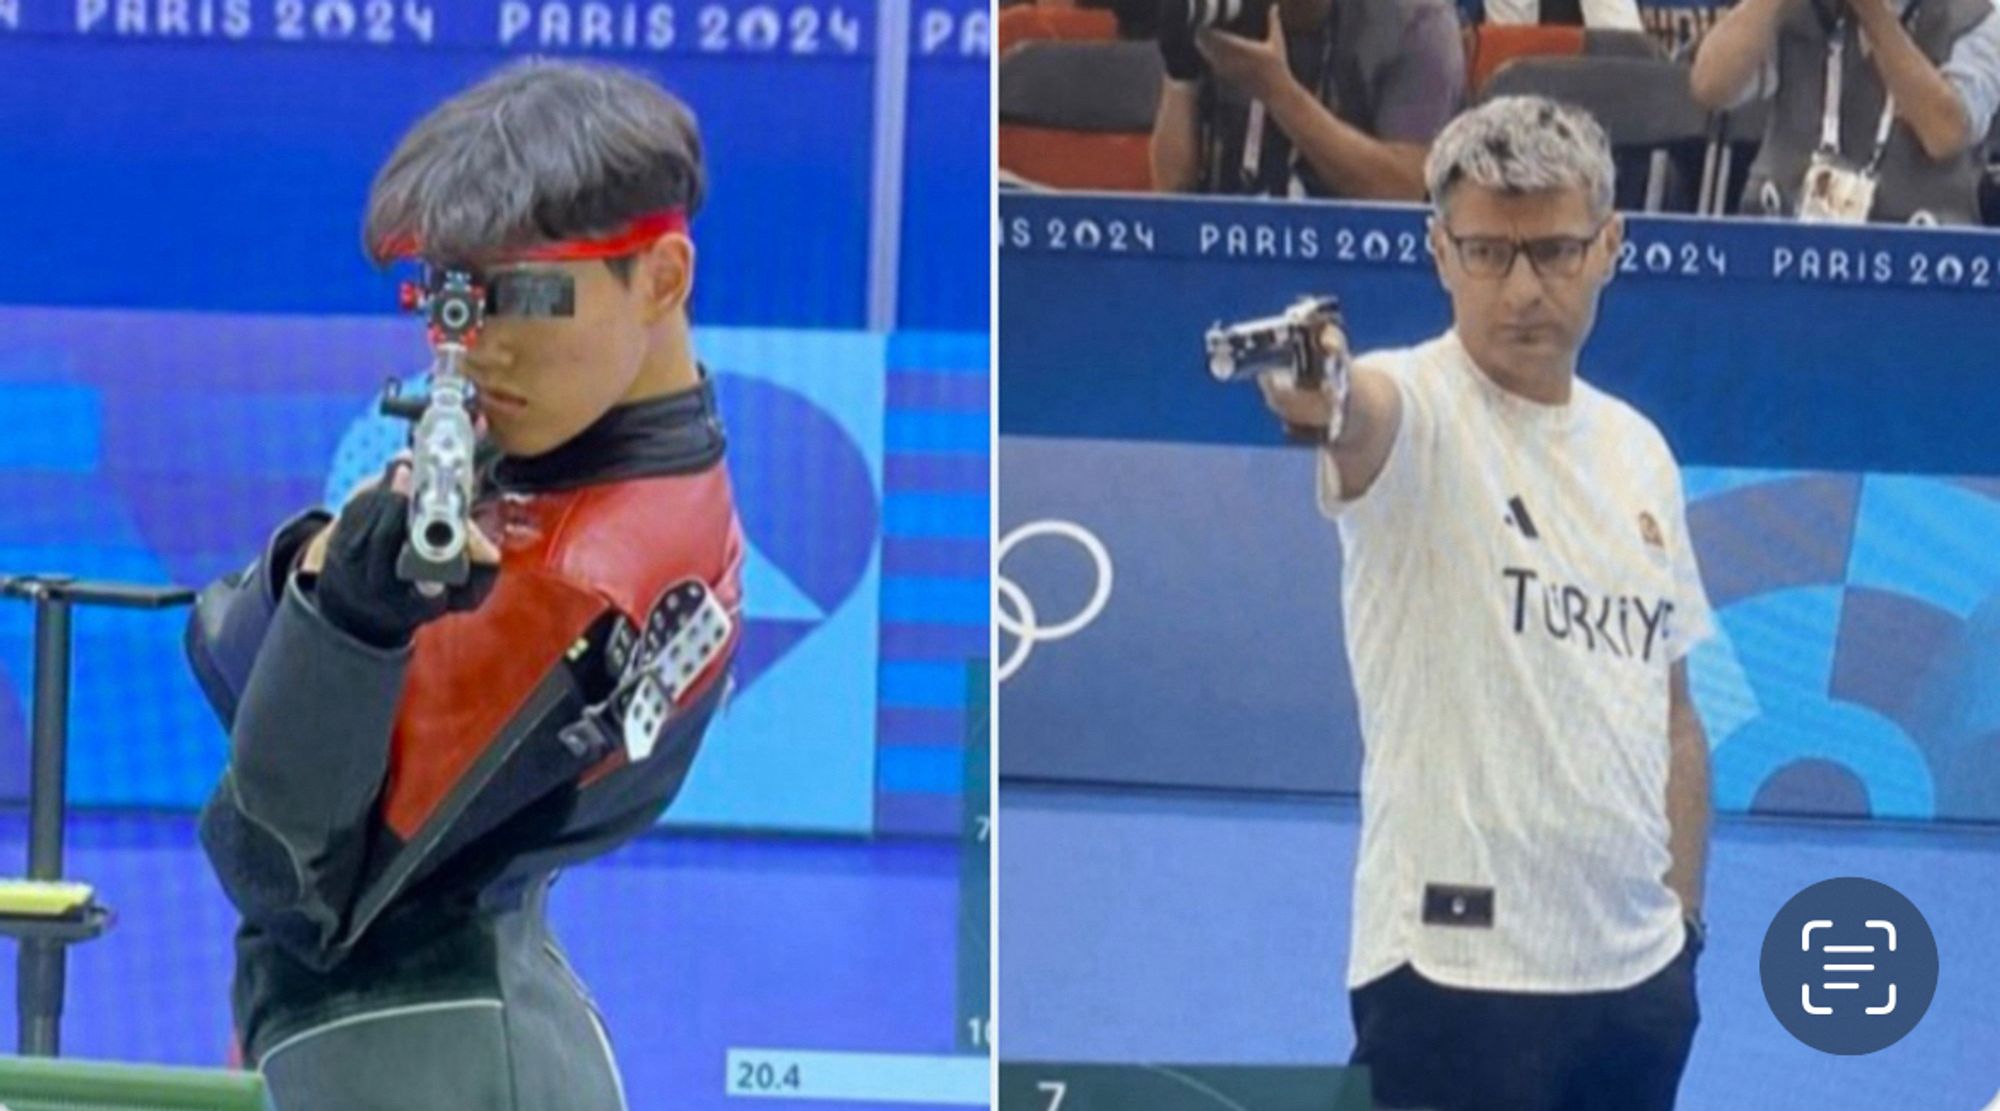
[255,878,627,1111]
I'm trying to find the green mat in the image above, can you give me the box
[0,1056,270,1111]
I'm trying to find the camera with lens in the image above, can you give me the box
[1165,0,1274,39]
[1157,0,1275,80]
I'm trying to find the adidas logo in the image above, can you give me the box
[1503,495,1539,541]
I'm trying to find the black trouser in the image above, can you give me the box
[1349,927,1700,1111]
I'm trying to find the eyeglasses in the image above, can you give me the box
[1440,221,1609,280]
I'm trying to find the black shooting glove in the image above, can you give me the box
[311,483,498,649]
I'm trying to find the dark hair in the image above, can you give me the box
[363,58,705,270]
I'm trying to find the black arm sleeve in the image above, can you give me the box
[197,576,410,972]
[185,509,333,729]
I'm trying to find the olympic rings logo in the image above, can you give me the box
[996,519,1113,683]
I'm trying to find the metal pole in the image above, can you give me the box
[865,0,912,330]
[19,586,72,1056]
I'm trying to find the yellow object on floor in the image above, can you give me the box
[0,879,95,918]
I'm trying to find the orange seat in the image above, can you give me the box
[998,40,1162,191]
[998,5,1120,56]
[999,125,1155,191]
[1464,23,1586,94]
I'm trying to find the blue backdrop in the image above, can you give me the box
[999,192,2000,826]
[0,0,988,333]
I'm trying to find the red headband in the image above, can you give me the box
[379,208,689,263]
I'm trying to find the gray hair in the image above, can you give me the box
[1424,96,1615,220]
[363,59,705,267]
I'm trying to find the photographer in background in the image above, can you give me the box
[1691,0,2000,224]
[1150,0,1466,197]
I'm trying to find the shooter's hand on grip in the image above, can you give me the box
[306,465,500,650]
[1263,315,1350,446]
[1207,294,1351,442]
[1258,364,1340,440]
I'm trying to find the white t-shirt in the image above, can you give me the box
[1322,331,1713,994]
